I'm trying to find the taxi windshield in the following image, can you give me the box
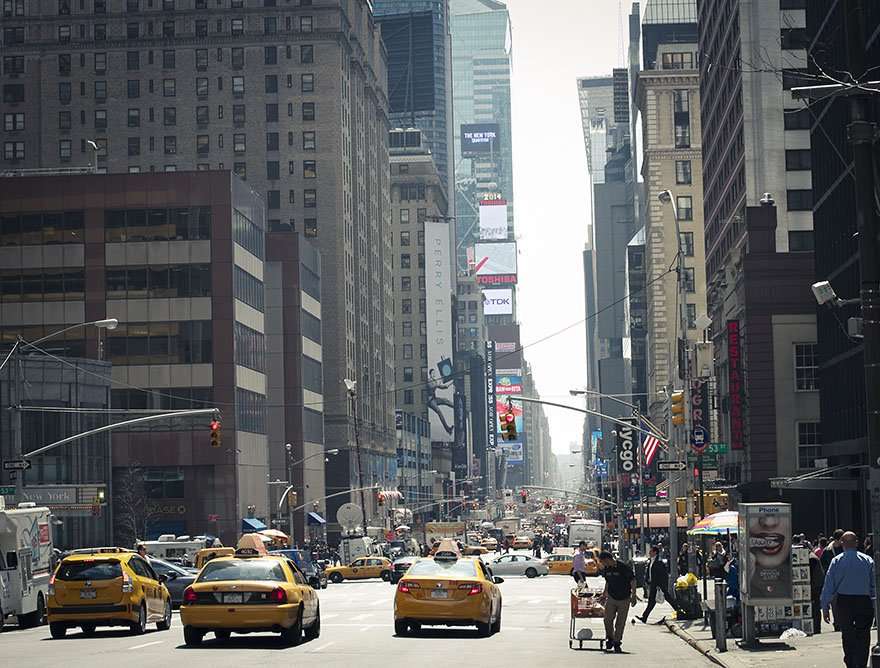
[198,559,287,583]
[57,560,122,581]
[407,559,477,577]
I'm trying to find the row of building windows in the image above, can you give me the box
[110,386,212,431]
[40,0,316,14]
[399,343,428,360]
[233,265,264,312]
[399,298,426,315]
[105,207,211,242]
[301,354,322,394]
[301,309,320,344]
[233,208,264,259]
[106,320,212,364]
[106,263,211,299]
[235,387,266,434]
[0,210,84,246]
[234,321,265,372]
[399,230,426,247]
[300,263,319,301]
[398,253,425,270]
[0,269,85,302]
[395,208,428,224]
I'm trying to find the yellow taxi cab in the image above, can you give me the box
[393,539,503,637]
[47,548,172,638]
[583,549,600,576]
[544,552,574,575]
[325,556,392,583]
[194,547,235,570]
[180,549,319,646]
[480,537,498,551]
[461,544,488,556]
[511,536,532,550]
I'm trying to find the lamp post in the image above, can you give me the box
[276,447,339,540]
[4,319,119,503]
[344,379,368,528]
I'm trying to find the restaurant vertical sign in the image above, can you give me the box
[727,320,744,450]
[485,341,497,453]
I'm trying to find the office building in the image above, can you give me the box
[698,0,819,499]
[0,0,396,535]
[374,0,453,195]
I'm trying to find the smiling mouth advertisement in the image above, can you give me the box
[740,503,793,605]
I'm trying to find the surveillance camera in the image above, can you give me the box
[760,192,775,206]
[658,190,672,203]
[812,280,838,307]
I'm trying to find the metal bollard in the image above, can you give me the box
[715,578,727,652]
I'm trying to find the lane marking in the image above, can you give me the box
[309,641,335,652]
[350,613,372,621]
[128,640,163,650]
[322,613,339,620]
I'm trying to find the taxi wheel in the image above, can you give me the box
[394,620,409,636]
[280,606,303,646]
[49,623,67,639]
[184,626,204,646]
[304,604,320,641]
[476,619,492,637]
[525,568,538,579]
[157,599,172,631]
[81,624,96,636]
[329,572,343,584]
[19,593,46,628]
[130,603,147,635]
[380,570,391,582]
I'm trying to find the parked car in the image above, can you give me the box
[148,557,197,607]
[487,553,549,578]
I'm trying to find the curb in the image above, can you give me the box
[663,620,731,668]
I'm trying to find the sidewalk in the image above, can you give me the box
[662,588,845,668]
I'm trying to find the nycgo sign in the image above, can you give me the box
[616,417,639,474]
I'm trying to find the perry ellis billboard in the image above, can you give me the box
[424,221,455,443]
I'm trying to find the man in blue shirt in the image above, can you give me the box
[820,531,875,668]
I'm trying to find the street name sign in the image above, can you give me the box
[657,461,687,472]
[2,460,30,471]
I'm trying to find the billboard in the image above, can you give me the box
[616,416,640,501]
[478,200,508,240]
[473,242,517,286]
[424,221,455,442]
[483,288,513,315]
[461,123,500,155]
[485,341,497,454]
[739,503,793,605]
[495,368,523,461]
[494,371,523,396]
[727,320,744,450]
[499,442,523,463]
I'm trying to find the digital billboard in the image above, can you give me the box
[482,288,513,315]
[495,369,524,457]
[478,200,508,240]
[473,242,517,286]
[424,221,455,443]
[461,123,500,155]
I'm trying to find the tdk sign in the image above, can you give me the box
[482,288,514,315]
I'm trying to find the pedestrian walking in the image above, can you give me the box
[677,543,690,576]
[707,542,727,579]
[572,541,589,588]
[820,531,875,668]
[823,528,846,630]
[638,545,674,623]
[598,550,637,654]
[807,543,825,634]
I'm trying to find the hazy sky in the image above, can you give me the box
[505,0,625,454]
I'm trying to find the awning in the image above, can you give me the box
[307,512,326,526]
[635,513,687,529]
[241,517,268,533]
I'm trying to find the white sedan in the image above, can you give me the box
[487,554,549,578]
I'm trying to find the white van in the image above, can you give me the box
[0,502,53,628]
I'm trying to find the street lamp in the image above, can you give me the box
[344,379,368,527]
[278,446,341,539]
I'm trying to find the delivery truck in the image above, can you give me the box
[0,501,52,629]
[568,519,603,548]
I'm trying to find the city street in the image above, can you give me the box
[0,569,710,667]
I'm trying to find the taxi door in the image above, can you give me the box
[289,563,317,622]
[348,557,367,579]
[365,559,384,578]
[130,556,161,619]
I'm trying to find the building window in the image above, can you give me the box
[94,109,107,130]
[127,80,140,98]
[303,160,316,178]
[402,343,413,359]
[3,113,24,131]
[787,189,813,211]
[302,102,315,121]
[781,28,810,51]
[401,299,412,314]
[232,76,245,95]
[301,73,314,92]
[233,266,265,312]
[784,108,811,130]
[163,136,177,154]
[232,48,244,69]
[662,51,693,70]
[303,189,316,208]
[302,131,316,150]
[235,388,267,434]
[95,81,107,102]
[266,161,279,180]
[788,230,814,252]
[196,77,208,97]
[265,74,278,93]
[794,343,818,391]
[196,106,209,125]
[265,103,278,122]
[266,132,279,151]
[163,79,176,97]
[673,90,690,148]
[267,190,280,210]
[127,137,140,156]
[683,267,695,292]
[785,149,811,171]
[263,16,276,34]
[127,22,139,38]
[401,276,412,292]
[400,231,411,247]
[300,15,313,32]
[686,304,697,329]
[57,25,70,42]
[679,231,694,257]
[233,162,246,180]
[58,139,72,161]
[58,82,72,104]
[399,208,410,224]
[304,218,317,237]
[231,18,244,35]
[676,195,693,220]
[400,253,411,269]
[301,44,314,63]
[233,105,246,125]
[195,134,209,155]
[234,322,266,372]
[675,160,692,185]
[233,133,246,153]
[59,111,72,130]
[797,421,821,470]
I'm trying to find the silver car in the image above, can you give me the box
[488,553,549,578]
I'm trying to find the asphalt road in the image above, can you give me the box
[0,561,712,667]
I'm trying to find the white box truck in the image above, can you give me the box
[568,519,603,548]
[0,501,53,629]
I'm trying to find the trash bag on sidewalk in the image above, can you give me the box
[675,584,702,620]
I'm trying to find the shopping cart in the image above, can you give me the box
[569,587,606,650]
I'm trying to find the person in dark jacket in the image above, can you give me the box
[677,544,690,576]
[808,545,826,633]
[639,544,674,623]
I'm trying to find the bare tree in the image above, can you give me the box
[113,464,161,547]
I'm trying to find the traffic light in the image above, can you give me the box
[210,419,221,448]
[501,410,517,441]
[670,390,686,426]
[377,491,385,506]
[287,489,298,506]
[675,497,686,517]
[519,489,528,504]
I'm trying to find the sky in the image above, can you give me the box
[505,0,625,454]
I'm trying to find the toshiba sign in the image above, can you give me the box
[482,288,513,315]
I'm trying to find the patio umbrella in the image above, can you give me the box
[259,528,289,540]
[687,510,739,536]
[395,525,411,532]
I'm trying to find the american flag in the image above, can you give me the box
[642,429,662,467]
